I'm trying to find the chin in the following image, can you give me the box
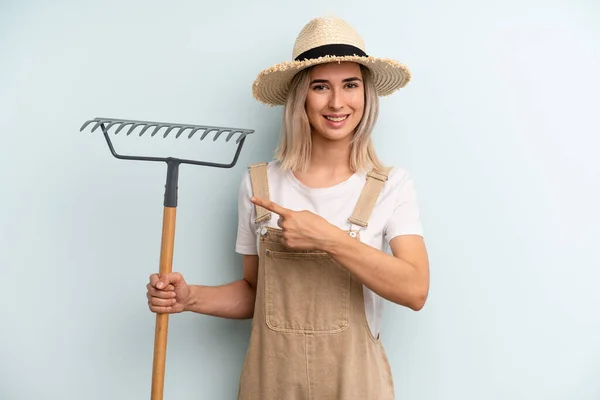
[322,126,359,141]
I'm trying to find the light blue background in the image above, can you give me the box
[2,1,599,399]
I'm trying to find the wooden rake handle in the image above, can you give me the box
[151,206,176,400]
[151,160,179,400]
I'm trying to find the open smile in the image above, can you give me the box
[323,114,350,122]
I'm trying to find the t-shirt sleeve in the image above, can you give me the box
[235,171,258,255]
[384,169,424,243]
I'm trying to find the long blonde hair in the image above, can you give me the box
[273,64,384,172]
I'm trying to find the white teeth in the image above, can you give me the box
[325,115,348,122]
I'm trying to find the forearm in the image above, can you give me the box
[184,279,256,319]
[323,231,427,310]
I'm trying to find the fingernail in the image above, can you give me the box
[157,282,163,289]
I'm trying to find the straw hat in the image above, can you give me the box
[252,16,411,106]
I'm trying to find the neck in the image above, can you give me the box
[307,132,353,174]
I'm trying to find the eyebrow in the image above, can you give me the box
[310,77,362,84]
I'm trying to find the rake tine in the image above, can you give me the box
[226,130,240,142]
[105,121,121,132]
[163,125,182,138]
[79,119,96,131]
[175,126,191,138]
[126,123,146,136]
[151,124,168,137]
[115,122,135,134]
[201,128,217,141]
[91,119,109,132]
[213,129,227,141]
[236,131,250,144]
[188,126,204,139]
[139,124,158,137]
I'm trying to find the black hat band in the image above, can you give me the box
[294,44,368,61]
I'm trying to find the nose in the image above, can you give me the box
[328,88,343,110]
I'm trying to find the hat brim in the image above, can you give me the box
[252,55,411,106]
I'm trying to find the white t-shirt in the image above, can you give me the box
[235,160,424,337]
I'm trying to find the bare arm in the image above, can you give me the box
[184,255,259,319]
[147,255,259,319]
[324,232,429,311]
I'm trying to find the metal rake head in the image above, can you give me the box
[80,117,254,168]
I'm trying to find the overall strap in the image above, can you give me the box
[248,162,271,224]
[348,167,393,228]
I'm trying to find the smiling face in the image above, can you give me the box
[305,62,365,143]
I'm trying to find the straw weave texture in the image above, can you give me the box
[253,16,411,106]
[292,17,366,58]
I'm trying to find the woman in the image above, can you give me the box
[147,16,429,399]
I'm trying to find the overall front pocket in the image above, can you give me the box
[264,249,351,334]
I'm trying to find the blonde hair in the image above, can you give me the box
[273,64,384,173]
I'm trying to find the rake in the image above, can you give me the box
[80,117,254,400]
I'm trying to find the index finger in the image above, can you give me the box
[149,274,175,291]
[250,196,291,217]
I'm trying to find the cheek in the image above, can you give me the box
[349,96,365,116]
[346,90,364,109]
[305,105,319,125]
[306,95,325,124]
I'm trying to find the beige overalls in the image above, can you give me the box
[237,163,395,400]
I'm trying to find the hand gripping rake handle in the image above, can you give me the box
[80,117,254,400]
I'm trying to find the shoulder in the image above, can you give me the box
[378,165,419,201]
[243,159,285,175]
[380,165,415,189]
[239,159,286,190]
[249,159,287,180]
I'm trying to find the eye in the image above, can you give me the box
[312,84,328,91]
[345,82,359,89]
